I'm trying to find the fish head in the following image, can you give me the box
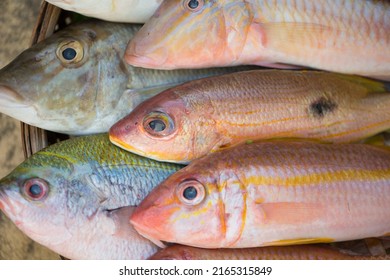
[0,146,108,257]
[0,21,130,134]
[125,0,253,69]
[0,154,75,248]
[131,163,225,248]
[110,86,214,163]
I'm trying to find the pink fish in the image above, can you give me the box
[125,0,390,80]
[130,140,390,248]
[109,70,390,164]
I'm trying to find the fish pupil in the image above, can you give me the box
[183,186,197,200]
[149,120,166,132]
[62,48,77,60]
[188,0,199,9]
[29,184,42,197]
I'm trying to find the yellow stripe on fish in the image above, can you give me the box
[130,140,390,248]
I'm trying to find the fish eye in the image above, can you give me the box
[23,178,49,201]
[62,48,77,60]
[183,186,197,200]
[143,111,175,137]
[56,40,84,67]
[184,0,204,12]
[176,179,205,206]
[149,119,166,132]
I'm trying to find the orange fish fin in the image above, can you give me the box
[257,202,324,225]
[264,238,334,246]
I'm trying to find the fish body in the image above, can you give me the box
[149,244,390,260]
[130,141,390,248]
[125,0,390,80]
[109,70,390,163]
[46,0,163,23]
[0,134,183,259]
[0,20,253,135]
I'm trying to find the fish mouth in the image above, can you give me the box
[132,221,167,249]
[124,44,169,69]
[0,85,30,108]
[109,134,148,157]
[124,53,161,68]
[0,189,15,218]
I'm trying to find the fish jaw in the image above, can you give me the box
[0,188,20,222]
[130,183,179,247]
[125,0,251,69]
[0,85,30,108]
[0,85,40,124]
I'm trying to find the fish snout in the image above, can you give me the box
[130,187,176,244]
[109,120,136,151]
[0,85,28,108]
[125,40,169,69]
[130,204,166,244]
[0,188,16,218]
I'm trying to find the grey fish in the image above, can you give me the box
[0,20,256,135]
[0,134,183,259]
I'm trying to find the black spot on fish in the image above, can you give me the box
[310,97,337,118]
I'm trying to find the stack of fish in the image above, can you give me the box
[0,0,389,260]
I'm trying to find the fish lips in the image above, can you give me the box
[125,40,169,69]
[0,188,21,223]
[0,84,31,108]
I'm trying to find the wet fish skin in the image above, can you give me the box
[130,140,390,248]
[109,70,390,163]
[0,134,183,259]
[125,0,390,80]
[149,244,390,260]
[46,0,163,23]
[0,20,254,135]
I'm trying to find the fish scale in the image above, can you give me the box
[125,0,390,80]
[0,134,184,259]
[110,70,390,163]
[130,140,390,248]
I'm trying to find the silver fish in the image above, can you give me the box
[0,134,183,259]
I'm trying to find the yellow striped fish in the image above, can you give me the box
[130,140,390,248]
